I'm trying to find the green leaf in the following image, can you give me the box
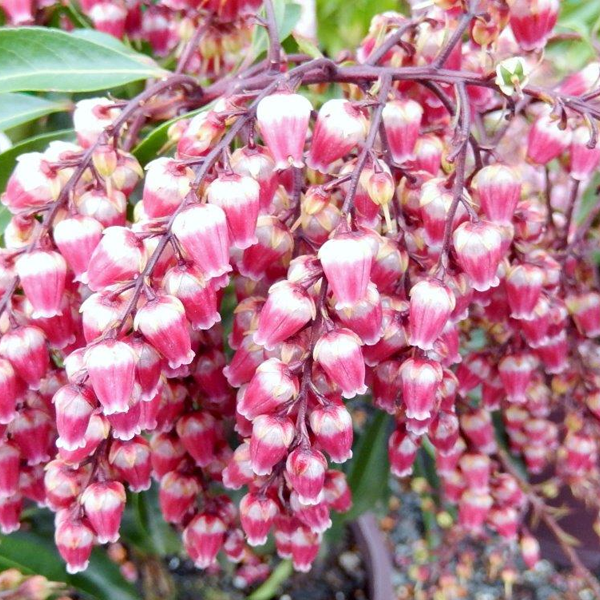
[0,27,165,93]
[70,29,151,59]
[247,560,293,600]
[292,33,324,59]
[345,411,391,520]
[0,128,74,194]
[0,93,70,131]
[126,486,181,557]
[252,0,302,57]
[0,531,139,600]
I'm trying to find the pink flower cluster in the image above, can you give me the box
[1,0,600,582]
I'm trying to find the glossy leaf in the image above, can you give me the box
[0,27,164,93]
[0,93,70,131]
[345,411,391,520]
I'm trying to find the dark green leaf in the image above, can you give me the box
[0,93,70,131]
[0,27,164,93]
[128,486,181,557]
[345,411,391,520]
[0,128,74,194]
[0,531,139,600]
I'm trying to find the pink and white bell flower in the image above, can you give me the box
[286,447,328,506]
[249,414,295,476]
[306,99,367,173]
[570,126,600,181]
[309,401,353,463]
[510,0,559,52]
[53,384,97,451]
[472,164,521,225]
[53,215,103,284]
[240,492,279,546]
[313,328,367,399]
[142,157,194,218]
[382,98,423,164]
[183,513,227,569]
[398,358,443,422]
[256,92,313,171]
[16,250,67,319]
[134,295,195,369]
[86,226,146,292]
[85,339,137,415]
[172,203,231,278]
[253,281,316,350]
[206,173,260,250]
[453,220,504,292]
[318,233,374,309]
[81,481,126,544]
[408,278,455,351]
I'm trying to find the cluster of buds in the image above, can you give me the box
[1,0,600,585]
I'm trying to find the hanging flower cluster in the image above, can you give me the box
[1,0,600,589]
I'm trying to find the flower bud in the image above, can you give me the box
[134,295,194,369]
[458,489,492,533]
[53,384,96,451]
[498,352,538,403]
[53,215,103,284]
[408,278,455,351]
[307,99,366,172]
[240,492,278,546]
[319,233,374,309]
[314,328,366,399]
[256,92,312,170]
[87,227,146,291]
[231,145,278,212]
[150,432,187,479]
[382,99,423,164]
[176,412,218,468]
[452,220,503,292]
[473,164,521,224]
[0,359,18,425]
[237,216,293,281]
[55,519,94,574]
[76,188,126,228]
[389,426,420,478]
[290,526,321,572]
[510,0,559,52]
[0,326,49,390]
[163,263,220,331]
[177,109,225,157]
[172,203,231,279]
[238,358,298,420]
[73,98,119,148]
[566,291,600,338]
[309,401,353,464]
[183,513,226,569]
[569,126,600,181]
[142,158,193,218]
[109,437,152,492]
[2,153,61,213]
[398,358,443,422]
[207,173,260,250]
[0,442,20,499]
[16,251,66,319]
[85,340,137,415]
[323,470,352,512]
[286,447,327,506]
[253,281,315,350]
[250,414,295,475]
[526,113,571,165]
[159,470,199,524]
[81,481,126,544]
